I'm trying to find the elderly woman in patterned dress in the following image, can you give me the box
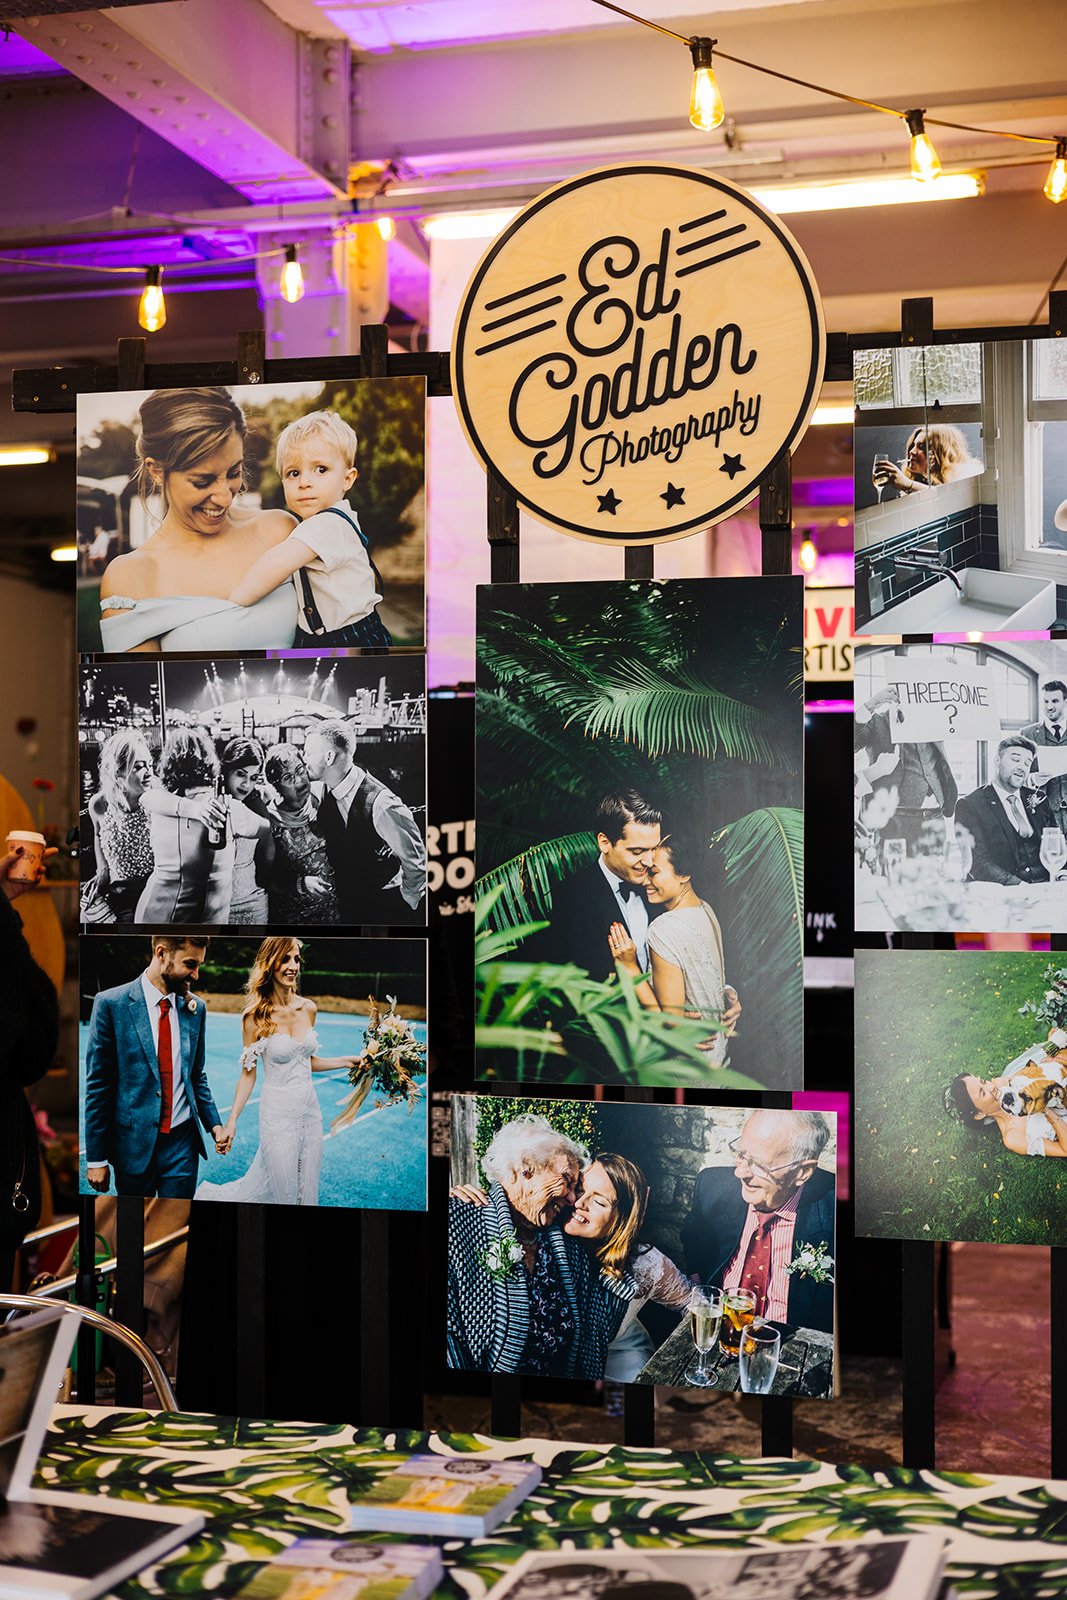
[447,1114,634,1380]
[263,743,339,923]
[84,729,155,921]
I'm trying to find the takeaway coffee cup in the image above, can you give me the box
[5,830,46,882]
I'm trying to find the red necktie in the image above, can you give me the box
[740,1215,774,1316]
[157,997,173,1134]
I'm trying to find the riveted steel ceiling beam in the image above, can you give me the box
[14,0,350,202]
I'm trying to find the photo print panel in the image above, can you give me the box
[78,654,427,929]
[79,934,428,1210]
[853,337,1066,635]
[76,375,426,653]
[855,640,1067,934]
[448,1094,837,1395]
[475,576,804,1091]
[855,948,1067,1247]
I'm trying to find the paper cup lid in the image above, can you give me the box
[7,831,45,845]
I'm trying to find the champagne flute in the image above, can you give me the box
[685,1285,723,1387]
[883,837,906,886]
[872,454,893,503]
[738,1321,781,1394]
[1040,826,1067,881]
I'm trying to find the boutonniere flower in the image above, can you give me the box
[784,1240,834,1284]
[479,1231,524,1284]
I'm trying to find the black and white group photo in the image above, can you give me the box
[79,655,427,929]
[855,640,1067,933]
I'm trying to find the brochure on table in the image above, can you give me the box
[0,1306,203,1600]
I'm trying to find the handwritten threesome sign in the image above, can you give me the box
[882,656,1000,742]
[452,164,825,545]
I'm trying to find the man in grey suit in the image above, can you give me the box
[1022,677,1067,837]
[83,935,229,1199]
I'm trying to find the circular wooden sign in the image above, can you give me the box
[452,164,826,545]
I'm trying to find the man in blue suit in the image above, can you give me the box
[83,935,229,1199]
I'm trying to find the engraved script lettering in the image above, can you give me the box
[508,226,759,481]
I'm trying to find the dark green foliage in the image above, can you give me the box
[253,376,425,548]
[475,580,803,1084]
[473,1097,600,1182]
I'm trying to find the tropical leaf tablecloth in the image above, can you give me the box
[37,1410,1067,1600]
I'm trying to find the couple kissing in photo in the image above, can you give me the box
[529,789,741,1061]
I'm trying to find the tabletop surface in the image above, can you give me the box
[33,1410,1067,1600]
[855,868,1067,933]
[634,1322,833,1397]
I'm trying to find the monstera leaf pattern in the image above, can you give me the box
[35,1414,1067,1600]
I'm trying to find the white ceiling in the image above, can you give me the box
[261,0,821,52]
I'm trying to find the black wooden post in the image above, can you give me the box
[757,448,797,1460]
[486,467,522,1439]
[111,337,149,1409]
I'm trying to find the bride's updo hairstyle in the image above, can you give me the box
[243,936,303,1040]
[134,386,247,514]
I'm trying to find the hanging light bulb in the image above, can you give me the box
[798,537,818,573]
[688,37,725,132]
[1044,139,1067,204]
[137,265,166,332]
[280,244,305,303]
[376,216,396,242]
[905,109,941,182]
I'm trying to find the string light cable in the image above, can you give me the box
[0,215,386,328]
[587,0,1064,195]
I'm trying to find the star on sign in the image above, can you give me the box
[660,483,685,509]
[597,488,621,515]
[720,453,745,480]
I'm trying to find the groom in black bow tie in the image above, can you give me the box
[533,789,663,981]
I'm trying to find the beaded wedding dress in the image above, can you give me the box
[197,1029,322,1205]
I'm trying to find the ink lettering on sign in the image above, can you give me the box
[452,164,826,545]
[882,656,1000,742]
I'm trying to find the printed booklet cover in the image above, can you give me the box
[349,1455,542,1536]
[0,1307,203,1600]
[232,1539,443,1600]
[483,1542,947,1600]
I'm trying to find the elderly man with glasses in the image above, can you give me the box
[679,1109,835,1334]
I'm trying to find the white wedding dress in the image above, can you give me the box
[197,1029,323,1205]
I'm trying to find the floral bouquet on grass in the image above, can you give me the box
[1019,966,1067,1034]
[331,995,426,1130]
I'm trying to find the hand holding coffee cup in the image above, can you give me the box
[2,831,54,900]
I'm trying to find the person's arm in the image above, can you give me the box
[373,795,426,908]
[222,1019,261,1146]
[99,557,163,652]
[141,787,227,830]
[606,922,659,1006]
[1001,1114,1067,1158]
[641,1247,695,1309]
[301,1001,356,1073]
[228,536,316,607]
[957,797,1022,887]
[252,815,276,884]
[187,1001,225,1151]
[877,462,930,494]
[83,992,116,1190]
